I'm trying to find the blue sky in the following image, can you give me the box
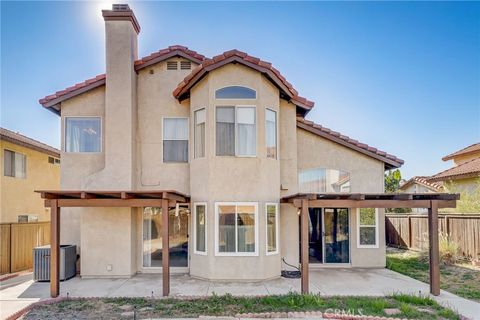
[1,1,479,179]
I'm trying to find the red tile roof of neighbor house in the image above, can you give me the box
[429,157,480,182]
[0,127,60,157]
[297,117,404,169]
[39,46,314,115]
[172,49,315,112]
[399,176,443,192]
[442,142,480,161]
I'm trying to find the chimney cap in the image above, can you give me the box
[102,3,141,34]
[112,4,131,11]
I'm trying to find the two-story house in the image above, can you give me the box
[38,4,404,281]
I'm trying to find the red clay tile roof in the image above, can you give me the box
[442,142,480,161]
[172,49,314,113]
[297,117,404,169]
[1,127,60,157]
[429,157,480,182]
[399,176,443,192]
[39,46,206,113]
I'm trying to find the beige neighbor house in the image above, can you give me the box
[1,127,60,223]
[38,5,408,283]
[398,177,443,213]
[429,143,480,192]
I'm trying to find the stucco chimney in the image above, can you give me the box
[101,4,140,188]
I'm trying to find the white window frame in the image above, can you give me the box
[194,108,206,159]
[215,85,257,100]
[356,208,379,249]
[265,203,279,255]
[193,202,208,255]
[64,116,102,153]
[214,202,259,257]
[215,105,257,158]
[162,116,189,163]
[265,108,277,159]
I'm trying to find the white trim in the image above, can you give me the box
[265,203,279,255]
[193,108,206,159]
[214,85,257,100]
[63,116,103,153]
[356,208,379,249]
[215,202,259,257]
[265,108,277,160]
[214,105,257,158]
[161,116,189,163]
[193,202,208,255]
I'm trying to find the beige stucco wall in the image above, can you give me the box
[0,141,60,223]
[188,63,281,280]
[280,128,387,268]
[444,177,480,193]
[452,152,480,166]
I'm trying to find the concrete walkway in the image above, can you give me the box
[1,268,478,319]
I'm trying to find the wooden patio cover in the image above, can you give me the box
[281,192,460,296]
[36,190,190,298]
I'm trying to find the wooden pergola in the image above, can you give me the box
[36,190,190,298]
[281,192,460,296]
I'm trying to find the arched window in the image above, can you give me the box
[215,86,256,99]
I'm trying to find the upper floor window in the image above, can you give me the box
[215,86,256,99]
[299,168,350,193]
[4,149,26,178]
[216,106,256,157]
[194,109,206,158]
[163,118,188,162]
[65,117,101,153]
[48,156,60,165]
[265,109,277,159]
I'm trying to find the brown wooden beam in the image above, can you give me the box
[428,200,440,296]
[162,192,187,203]
[307,199,457,209]
[50,199,60,298]
[300,199,309,294]
[45,199,165,208]
[162,199,170,296]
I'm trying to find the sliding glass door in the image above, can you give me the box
[142,206,189,269]
[323,208,349,263]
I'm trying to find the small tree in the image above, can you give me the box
[384,169,411,213]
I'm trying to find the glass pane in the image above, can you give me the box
[324,208,349,263]
[237,205,255,252]
[196,205,206,252]
[163,118,188,140]
[4,150,14,177]
[299,168,326,193]
[66,117,101,152]
[215,86,256,99]
[360,208,376,226]
[195,109,205,158]
[326,169,350,192]
[163,140,188,162]
[216,107,235,156]
[360,227,376,246]
[236,107,256,156]
[308,208,323,263]
[266,110,276,159]
[267,205,277,253]
[14,153,26,178]
[218,205,236,252]
[142,206,189,268]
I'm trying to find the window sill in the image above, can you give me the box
[215,252,259,257]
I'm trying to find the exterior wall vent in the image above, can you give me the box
[112,4,130,11]
[167,61,178,70]
[180,61,191,70]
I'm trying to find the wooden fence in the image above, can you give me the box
[386,214,480,258]
[0,222,50,275]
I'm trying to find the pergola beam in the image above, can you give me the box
[162,199,170,296]
[307,199,456,209]
[50,199,60,298]
[300,199,309,294]
[428,200,440,295]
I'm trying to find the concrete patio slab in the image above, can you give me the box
[1,269,479,320]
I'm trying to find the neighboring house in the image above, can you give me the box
[38,5,404,280]
[1,128,60,223]
[429,143,480,192]
[398,177,443,213]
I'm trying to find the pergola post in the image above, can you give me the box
[50,199,60,298]
[162,199,170,296]
[300,199,309,294]
[428,200,440,296]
